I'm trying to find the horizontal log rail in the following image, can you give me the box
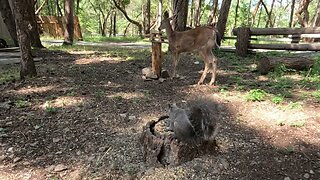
[234,27,320,57]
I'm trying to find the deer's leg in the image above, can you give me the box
[171,53,179,79]
[197,51,209,85]
[209,53,218,86]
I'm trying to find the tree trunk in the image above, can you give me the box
[288,0,295,27]
[234,0,240,28]
[143,0,151,34]
[193,0,202,27]
[172,0,188,31]
[294,0,311,27]
[76,0,80,14]
[266,0,275,27]
[157,0,163,29]
[189,0,194,27]
[208,0,219,24]
[216,0,232,45]
[12,0,37,79]
[112,0,143,37]
[113,11,116,36]
[63,0,74,45]
[56,0,63,17]
[257,56,314,75]
[26,0,44,48]
[0,0,19,46]
[109,11,113,37]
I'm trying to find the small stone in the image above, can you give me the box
[161,70,170,78]
[98,146,107,152]
[30,141,38,147]
[309,170,314,174]
[75,107,82,112]
[284,177,291,180]
[45,165,55,172]
[54,164,68,172]
[52,138,60,143]
[194,61,200,65]
[22,161,31,166]
[144,167,155,176]
[303,173,310,179]
[128,116,136,120]
[219,158,229,169]
[120,113,127,118]
[13,157,21,163]
[0,155,7,161]
[158,78,166,83]
[34,125,41,130]
[0,102,11,110]
[7,147,14,153]
[76,151,81,156]
[55,151,62,154]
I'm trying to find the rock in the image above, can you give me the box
[194,61,200,65]
[52,138,60,143]
[0,155,7,161]
[161,70,170,78]
[284,177,291,180]
[219,158,229,170]
[13,157,21,163]
[7,147,14,153]
[303,173,310,179]
[144,167,155,176]
[45,165,56,172]
[54,164,68,172]
[142,67,158,79]
[30,141,39,147]
[120,113,127,118]
[129,116,136,121]
[23,161,31,166]
[0,102,11,110]
[309,170,314,174]
[158,78,166,83]
[76,151,81,156]
[34,125,41,130]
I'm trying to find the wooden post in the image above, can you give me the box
[151,33,163,78]
[235,27,250,57]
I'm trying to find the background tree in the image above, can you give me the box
[208,0,219,25]
[12,0,37,79]
[0,0,19,46]
[63,0,74,45]
[172,0,188,31]
[27,0,44,48]
[143,0,151,34]
[216,0,232,45]
[193,0,202,27]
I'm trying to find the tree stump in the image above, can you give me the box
[257,56,314,75]
[140,117,217,166]
[235,27,250,57]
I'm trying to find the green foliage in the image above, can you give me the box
[312,90,320,102]
[285,102,302,110]
[44,101,58,114]
[245,89,267,102]
[275,119,285,126]
[290,120,305,128]
[0,68,19,84]
[271,95,284,104]
[14,99,30,108]
[94,90,105,99]
[83,35,142,43]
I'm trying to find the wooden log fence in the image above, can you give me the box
[233,27,320,57]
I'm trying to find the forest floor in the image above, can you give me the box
[0,43,320,180]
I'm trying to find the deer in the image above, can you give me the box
[158,11,219,86]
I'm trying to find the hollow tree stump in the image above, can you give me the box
[140,117,217,166]
[257,56,314,75]
[151,32,164,78]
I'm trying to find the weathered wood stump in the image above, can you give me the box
[257,56,314,75]
[140,117,217,166]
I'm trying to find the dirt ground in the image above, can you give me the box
[0,46,319,180]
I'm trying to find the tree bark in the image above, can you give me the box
[234,0,240,28]
[157,0,163,29]
[193,0,202,27]
[26,0,44,48]
[266,0,275,27]
[56,0,63,17]
[12,0,37,79]
[63,0,74,45]
[289,0,295,27]
[294,0,311,27]
[0,0,19,46]
[112,0,143,37]
[172,0,188,31]
[143,0,151,34]
[113,11,116,36]
[216,0,232,45]
[208,0,219,24]
[189,0,194,27]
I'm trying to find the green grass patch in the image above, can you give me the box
[245,89,268,102]
[14,99,30,108]
[83,35,143,43]
[0,67,20,84]
[289,120,305,128]
[285,102,302,110]
[271,95,284,104]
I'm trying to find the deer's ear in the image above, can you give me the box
[164,11,169,19]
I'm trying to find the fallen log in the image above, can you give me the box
[257,56,314,75]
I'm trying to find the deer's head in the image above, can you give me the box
[158,11,176,31]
